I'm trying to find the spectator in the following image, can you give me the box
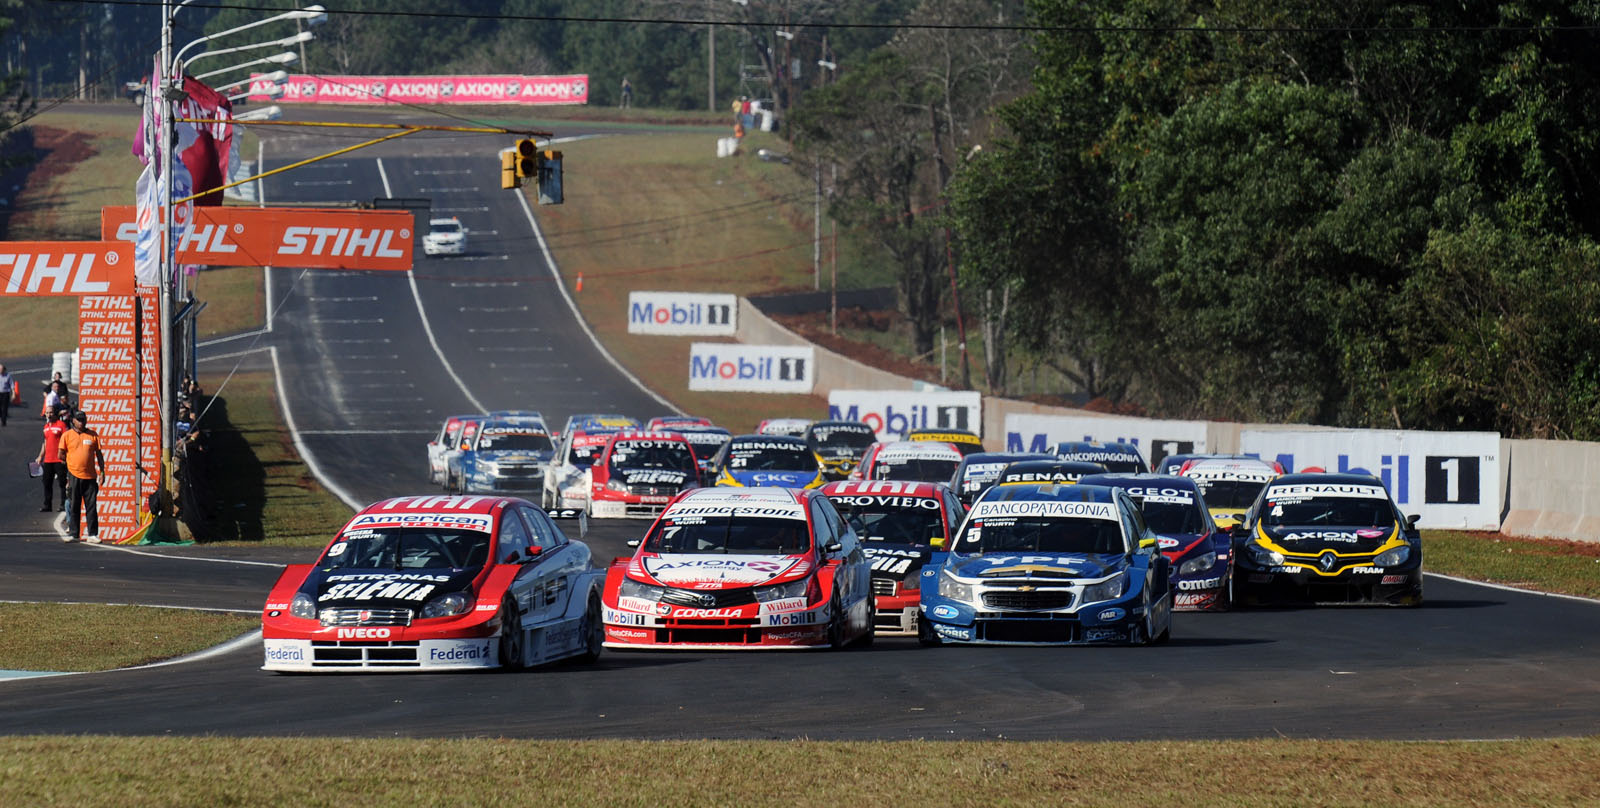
[620,76,632,109]
[59,410,106,543]
[40,382,60,422]
[0,363,13,426]
[36,408,69,512]
[739,96,754,131]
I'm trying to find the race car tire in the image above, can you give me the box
[498,598,526,670]
[826,594,846,650]
[852,598,876,648]
[916,613,942,646]
[574,591,604,664]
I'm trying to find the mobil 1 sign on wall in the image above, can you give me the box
[689,343,814,393]
[829,390,982,440]
[1238,428,1501,529]
[1004,413,1208,470]
[628,291,736,335]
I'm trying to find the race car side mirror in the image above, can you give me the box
[1229,524,1251,540]
[626,539,640,548]
[1406,514,1421,529]
[1138,536,1157,551]
[930,537,946,549]
[824,541,843,554]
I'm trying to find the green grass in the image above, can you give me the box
[0,603,255,672]
[197,370,352,546]
[1,736,1598,806]
[1424,531,1600,599]
[0,109,265,357]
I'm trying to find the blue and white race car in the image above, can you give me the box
[918,483,1173,646]
[1081,473,1230,611]
[711,435,826,489]
[454,418,556,495]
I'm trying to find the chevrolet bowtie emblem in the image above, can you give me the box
[1017,585,1036,592]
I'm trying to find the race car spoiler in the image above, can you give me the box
[548,507,589,539]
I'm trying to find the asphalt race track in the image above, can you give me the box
[3,115,1599,740]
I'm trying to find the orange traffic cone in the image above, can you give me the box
[575,272,584,293]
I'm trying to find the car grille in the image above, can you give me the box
[319,608,413,627]
[624,503,669,518]
[982,590,1075,611]
[309,639,423,666]
[660,587,759,609]
[980,620,1078,643]
[979,567,1077,579]
[627,484,681,497]
[655,627,764,645]
[871,578,898,597]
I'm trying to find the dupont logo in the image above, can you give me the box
[627,291,737,335]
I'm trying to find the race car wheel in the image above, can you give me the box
[498,598,526,670]
[575,591,604,664]
[826,594,846,650]
[851,598,876,648]
[917,617,942,647]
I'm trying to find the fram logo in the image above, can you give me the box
[0,243,134,297]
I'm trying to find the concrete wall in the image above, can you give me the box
[735,298,920,395]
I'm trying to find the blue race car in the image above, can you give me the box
[947,451,1054,506]
[711,435,826,489]
[1081,473,1230,611]
[456,419,556,495]
[918,482,1173,646]
[1055,441,1149,474]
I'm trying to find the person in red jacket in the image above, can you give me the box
[35,407,70,512]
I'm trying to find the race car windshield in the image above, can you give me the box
[873,458,961,482]
[644,516,811,555]
[476,432,554,453]
[431,222,462,235]
[1138,501,1207,535]
[844,509,944,548]
[955,517,1126,555]
[569,442,607,469]
[1262,497,1394,528]
[727,445,812,470]
[1194,480,1268,509]
[808,428,875,455]
[321,527,491,570]
[611,445,697,473]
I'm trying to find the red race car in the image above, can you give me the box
[819,480,965,636]
[601,487,875,650]
[586,430,700,519]
[262,495,604,672]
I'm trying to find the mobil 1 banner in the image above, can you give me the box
[1238,428,1501,530]
[688,343,814,393]
[828,390,982,440]
[1003,413,1207,470]
[627,291,736,335]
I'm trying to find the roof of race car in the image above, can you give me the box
[354,495,508,517]
[1181,457,1278,478]
[956,451,1053,472]
[1079,472,1202,498]
[566,414,640,430]
[871,441,963,462]
[647,415,713,427]
[1264,472,1391,498]
[970,482,1123,518]
[806,419,874,433]
[666,487,810,519]
[727,434,808,448]
[1055,441,1144,461]
[820,480,946,499]
[907,429,982,444]
[607,429,689,444]
[477,419,549,435]
[999,459,1110,479]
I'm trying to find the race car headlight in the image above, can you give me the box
[1374,546,1411,567]
[1080,574,1126,605]
[617,578,665,602]
[289,592,317,620]
[420,592,470,618]
[754,578,808,602]
[479,460,499,475]
[1247,543,1284,566]
[606,478,628,492]
[938,572,975,603]
[1178,551,1218,576]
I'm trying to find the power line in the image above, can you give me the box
[51,0,1600,35]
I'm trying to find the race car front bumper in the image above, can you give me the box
[872,587,919,636]
[921,588,1158,645]
[1234,564,1423,606]
[261,614,503,672]
[423,240,465,256]
[589,494,675,519]
[602,601,833,650]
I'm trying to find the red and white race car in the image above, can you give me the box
[850,440,964,483]
[646,415,714,431]
[819,480,965,636]
[601,487,875,650]
[261,495,604,672]
[586,430,700,519]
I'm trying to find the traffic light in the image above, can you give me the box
[514,138,539,179]
[538,149,563,205]
[500,150,518,190]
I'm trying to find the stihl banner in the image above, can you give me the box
[102,206,414,271]
[0,242,134,296]
[247,74,589,106]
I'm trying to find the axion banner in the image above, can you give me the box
[102,206,414,271]
[0,242,134,296]
[248,73,589,106]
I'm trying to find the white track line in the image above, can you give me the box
[1,630,263,682]
[271,345,363,511]
[1425,571,1600,605]
[1,599,256,613]
[378,156,488,414]
[80,542,287,567]
[514,180,681,414]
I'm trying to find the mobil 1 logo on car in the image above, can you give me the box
[627,291,737,336]
[688,343,814,393]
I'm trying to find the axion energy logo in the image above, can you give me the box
[688,343,813,393]
[102,206,414,271]
[628,291,737,335]
[828,390,982,441]
[248,74,589,106]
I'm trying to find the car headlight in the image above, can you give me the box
[1247,542,1284,566]
[606,478,628,492]
[420,592,469,618]
[617,578,665,602]
[1374,546,1411,567]
[479,460,499,475]
[290,592,317,619]
[755,578,807,602]
[1179,551,1218,576]
[938,571,975,603]
[1080,574,1126,604]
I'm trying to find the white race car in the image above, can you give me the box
[423,217,467,256]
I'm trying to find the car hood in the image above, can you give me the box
[1260,524,1398,554]
[945,552,1123,581]
[1155,532,1212,561]
[728,470,816,488]
[304,567,479,611]
[637,553,812,588]
[615,468,692,487]
[863,543,931,581]
[477,451,545,465]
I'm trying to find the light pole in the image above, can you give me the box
[192,50,298,82]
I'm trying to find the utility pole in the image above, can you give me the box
[158,0,175,497]
[707,19,715,112]
[813,160,821,290]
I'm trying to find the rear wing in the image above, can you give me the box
[548,507,588,539]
